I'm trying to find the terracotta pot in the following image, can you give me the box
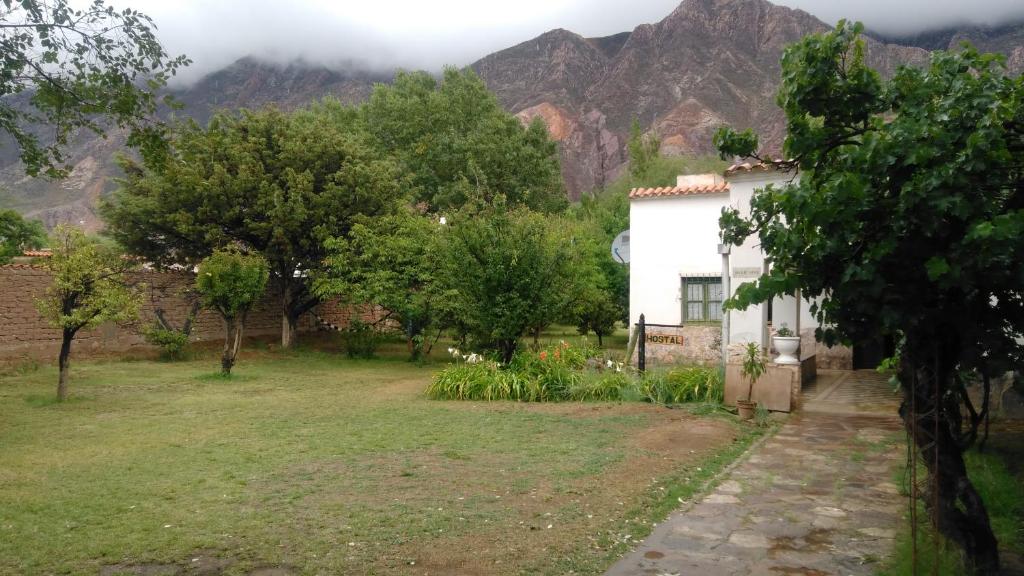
[773,336,800,365]
[736,399,756,420]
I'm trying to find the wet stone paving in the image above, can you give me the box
[606,405,906,575]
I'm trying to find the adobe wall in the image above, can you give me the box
[0,265,371,364]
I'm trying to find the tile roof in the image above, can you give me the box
[629,182,730,199]
[22,249,52,257]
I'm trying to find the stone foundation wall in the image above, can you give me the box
[633,324,721,366]
[0,265,374,364]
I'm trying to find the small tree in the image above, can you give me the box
[0,209,46,264]
[196,249,269,375]
[740,342,766,403]
[434,206,588,362]
[317,209,444,361]
[35,226,140,401]
[575,288,620,347]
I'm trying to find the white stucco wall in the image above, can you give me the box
[629,192,728,328]
[723,172,780,347]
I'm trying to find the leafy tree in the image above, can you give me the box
[361,68,566,213]
[317,208,444,361]
[715,22,1023,572]
[35,225,140,400]
[196,249,269,375]
[102,104,402,348]
[627,118,661,180]
[0,209,46,263]
[574,289,620,347]
[435,206,590,362]
[0,0,189,177]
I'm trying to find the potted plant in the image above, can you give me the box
[772,323,800,365]
[737,342,766,420]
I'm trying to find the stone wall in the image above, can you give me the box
[633,324,721,366]
[0,265,373,363]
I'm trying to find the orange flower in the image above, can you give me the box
[539,351,548,360]
[554,349,561,359]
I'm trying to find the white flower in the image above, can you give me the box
[605,359,614,368]
[467,353,481,364]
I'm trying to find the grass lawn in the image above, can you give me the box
[880,421,1024,575]
[0,342,759,575]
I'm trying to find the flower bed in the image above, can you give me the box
[427,341,723,404]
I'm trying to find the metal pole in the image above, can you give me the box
[638,314,646,374]
[718,244,731,371]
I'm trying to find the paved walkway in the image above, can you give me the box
[606,371,906,576]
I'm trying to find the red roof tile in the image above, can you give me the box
[22,249,52,257]
[629,182,730,199]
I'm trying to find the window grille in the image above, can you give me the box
[681,276,723,322]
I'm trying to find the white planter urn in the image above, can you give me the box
[772,336,801,365]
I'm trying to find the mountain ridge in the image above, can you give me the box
[2,0,1023,229]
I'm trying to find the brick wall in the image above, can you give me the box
[0,265,373,363]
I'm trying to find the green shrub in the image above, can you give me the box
[341,320,380,359]
[657,366,724,404]
[142,324,190,360]
[568,371,635,401]
[428,338,725,406]
[426,361,501,400]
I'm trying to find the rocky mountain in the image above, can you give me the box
[473,0,936,195]
[2,0,1023,228]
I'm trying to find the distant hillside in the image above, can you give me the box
[2,0,1023,229]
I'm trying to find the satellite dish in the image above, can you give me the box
[611,230,630,264]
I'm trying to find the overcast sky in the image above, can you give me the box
[129,0,1024,84]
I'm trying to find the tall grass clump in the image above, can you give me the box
[428,339,725,407]
[645,365,724,404]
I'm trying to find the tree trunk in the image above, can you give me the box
[280,278,297,350]
[281,312,298,350]
[597,331,604,347]
[57,328,74,401]
[900,343,1000,573]
[222,316,243,375]
[499,339,517,364]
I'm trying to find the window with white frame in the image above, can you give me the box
[681,276,723,322]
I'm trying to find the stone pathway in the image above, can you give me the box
[606,373,906,576]
[803,370,901,416]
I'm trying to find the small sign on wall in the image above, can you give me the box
[646,333,684,346]
[731,266,762,279]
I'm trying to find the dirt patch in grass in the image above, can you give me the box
[375,410,742,575]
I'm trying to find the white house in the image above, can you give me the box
[628,163,853,372]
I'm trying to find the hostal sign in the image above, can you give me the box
[646,334,684,346]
